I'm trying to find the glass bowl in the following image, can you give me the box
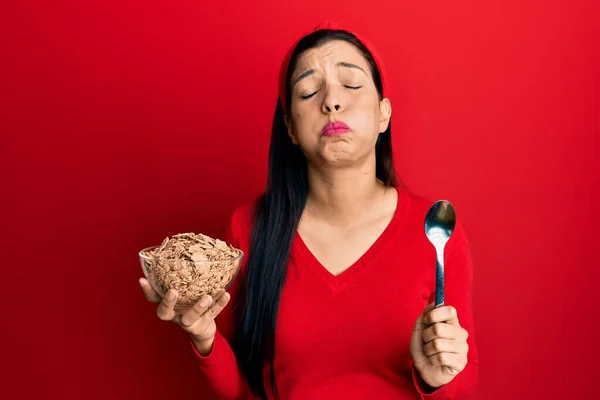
[139,245,244,312]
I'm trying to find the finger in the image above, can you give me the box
[189,292,231,328]
[413,302,436,330]
[139,278,161,303]
[212,289,226,302]
[156,289,178,321]
[180,294,214,327]
[423,338,468,357]
[204,292,230,320]
[428,352,468,372]
[422,301,436,316]
[422,323,468,343]
[424,305,460,326]
[171,314,182,325]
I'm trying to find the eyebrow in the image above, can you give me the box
[292,62,367,86]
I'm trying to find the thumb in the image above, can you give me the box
[423,301,436,315]
[416,301,436,325]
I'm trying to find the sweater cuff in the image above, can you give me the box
[189,330,228,365]
[412,361,479,399]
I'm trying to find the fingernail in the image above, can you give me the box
[200,296,212,307]
[166,291,175,300]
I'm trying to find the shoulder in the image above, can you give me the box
[223,195,261,253]
[397,185,435,216]
[228,200,257,232]
[395,184,437,228]
[395,184,470,246]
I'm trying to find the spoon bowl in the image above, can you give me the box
[424,200,457,307]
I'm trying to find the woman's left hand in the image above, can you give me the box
[410,302,469,388]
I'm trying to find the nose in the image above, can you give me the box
[321,86,343,113]
[324,104,341,112]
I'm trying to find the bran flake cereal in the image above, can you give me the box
[140,233,242,307]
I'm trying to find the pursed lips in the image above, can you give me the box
[322,121,350,136]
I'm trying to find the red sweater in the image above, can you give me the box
[192,187,479,399]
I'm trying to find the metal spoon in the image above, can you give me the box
[424,200,457,307]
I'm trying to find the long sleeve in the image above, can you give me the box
[191,204,254,400]
[411,222,480,399]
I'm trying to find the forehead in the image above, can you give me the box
[293,40,370,73]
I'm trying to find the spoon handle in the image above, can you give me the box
[435,258,444,307]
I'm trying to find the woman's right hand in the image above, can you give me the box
[139,277,231,355]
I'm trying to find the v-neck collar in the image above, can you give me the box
[291,186,409,293]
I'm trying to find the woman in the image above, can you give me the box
[140,20,479,399]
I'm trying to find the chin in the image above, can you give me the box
[318,150,356,166]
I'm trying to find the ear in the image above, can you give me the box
[378,98,392,133]
[284,114,299,145]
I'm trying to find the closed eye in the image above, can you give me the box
[301,90,319,100]
[301,85,361,100]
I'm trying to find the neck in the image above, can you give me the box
[304,159,388,225]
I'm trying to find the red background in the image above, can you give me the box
[2,1,598,399]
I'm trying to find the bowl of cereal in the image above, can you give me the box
[139,232,243,311]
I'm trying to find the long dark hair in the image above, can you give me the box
[233,29,398,399]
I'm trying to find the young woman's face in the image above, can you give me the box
[286,40,391,169]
